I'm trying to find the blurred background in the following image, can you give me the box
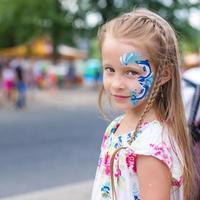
[0,0,199,200]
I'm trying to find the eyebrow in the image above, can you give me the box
[121,61,143,70]
[102,63,142,72]
[102,63,113,67]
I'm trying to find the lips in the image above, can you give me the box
[112,94,131,100]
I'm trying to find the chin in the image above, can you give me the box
[111,101,132,112]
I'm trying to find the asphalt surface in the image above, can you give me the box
[0,89,109,199]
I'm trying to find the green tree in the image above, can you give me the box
[0,0,72,58]
[74,0,200,52]
[0,0,199,56]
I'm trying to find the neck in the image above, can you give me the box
[125,105,159,123]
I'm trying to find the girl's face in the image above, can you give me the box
[101,36,155,112]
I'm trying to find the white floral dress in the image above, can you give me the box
[91,115,183,200]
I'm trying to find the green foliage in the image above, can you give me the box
[75,0,200,53]
[0,0,72,51]
[0,0,199,54]
[90,38,100,59]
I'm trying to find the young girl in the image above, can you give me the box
[91,8,198,200]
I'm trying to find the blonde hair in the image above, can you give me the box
[98,8,198,200]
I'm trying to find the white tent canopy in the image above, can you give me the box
[57,45,87,60]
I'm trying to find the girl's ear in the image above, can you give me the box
[161,67,171,85]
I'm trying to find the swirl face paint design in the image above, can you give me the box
[120,52,154,106]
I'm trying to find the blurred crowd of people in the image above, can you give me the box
[2,54,198,110]
[0,57,102,109]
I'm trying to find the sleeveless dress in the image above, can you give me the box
[91,115,183,200]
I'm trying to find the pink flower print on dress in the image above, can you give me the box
[114,163,122,179]
[102,135,108,149]
[113,153,121,181]
[126,151,137,173]
[103,151,122,180]
[172,176,183,187]
[104,152,110,175]
[139,121,148,128]
[149,142,172,168]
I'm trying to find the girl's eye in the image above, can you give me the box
[104,67,115,73]
[125,71,138,77]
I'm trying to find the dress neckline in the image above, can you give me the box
[112,115,161,138]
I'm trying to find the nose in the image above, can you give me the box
[111,75,125,90]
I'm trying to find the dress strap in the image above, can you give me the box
[110,146,129,200]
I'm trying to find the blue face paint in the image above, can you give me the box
[120,52,154,106]
[120,52,142,67]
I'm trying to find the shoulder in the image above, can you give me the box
[131,120,183,186]
[100,115,124,149]
[104,115,124,137]
[133,120,165,148]
[134,120,179,149]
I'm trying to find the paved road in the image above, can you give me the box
[0,89,108,199]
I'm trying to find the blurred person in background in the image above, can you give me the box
[2,61,15,103]
[65,61,76,88]
[15,64,27,109]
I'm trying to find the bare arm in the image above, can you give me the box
[137,155,171,200]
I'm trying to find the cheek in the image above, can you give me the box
[128,80,141,92]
